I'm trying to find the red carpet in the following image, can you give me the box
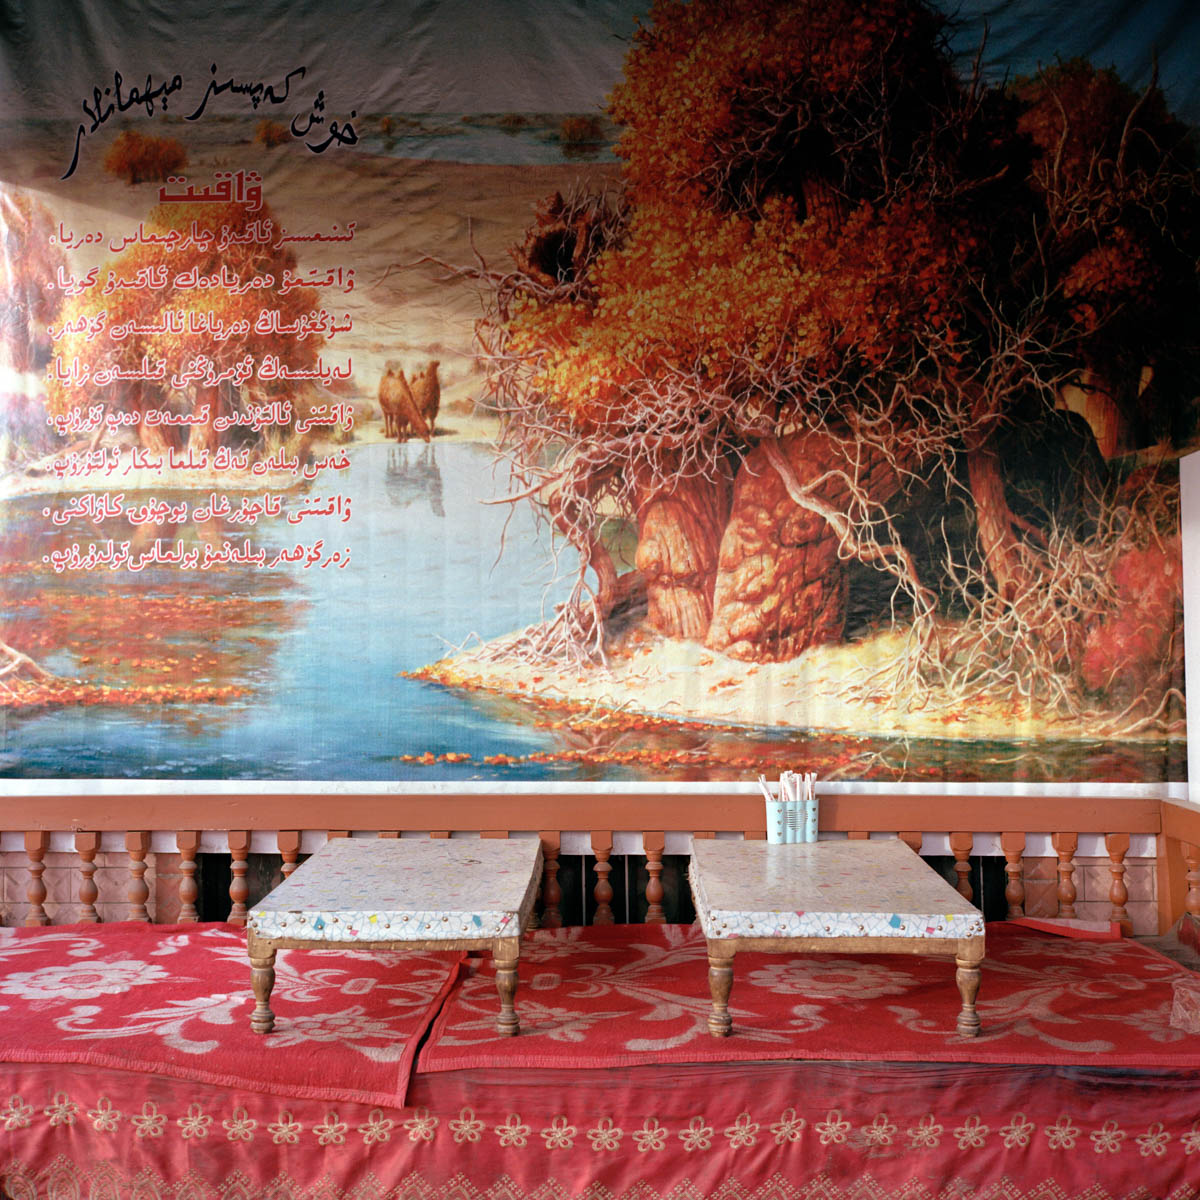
[3,921,1199,1200]
[418,921,1198,1072]
[0,921,462,1106]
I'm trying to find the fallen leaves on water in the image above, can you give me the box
[0,679,249,710]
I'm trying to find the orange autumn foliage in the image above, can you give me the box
[103,129,188,184]
[485,0,1195,723]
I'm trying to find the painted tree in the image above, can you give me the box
[0,189,65,373]
[478,0,1195,725]
[47,199,324,458]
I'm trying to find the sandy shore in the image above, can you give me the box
[414,620,1182,746]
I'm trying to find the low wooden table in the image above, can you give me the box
[246,837,543,1036]
[688,838,986,1038]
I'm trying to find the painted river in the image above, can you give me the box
[0,441,1182,782]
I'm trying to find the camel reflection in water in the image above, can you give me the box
[384,442,445,517]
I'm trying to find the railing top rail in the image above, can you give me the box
[0,791,1166,834]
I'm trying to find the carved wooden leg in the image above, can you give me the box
[644,832,666,923]
[76,831,100,923]
[493,938,520,1037]
[539,832,562,929]
[592,831,614,925]
[248,936,277,1034]
[707,946,735,1037]
[955,944,984,1038]
[24,831,49,927]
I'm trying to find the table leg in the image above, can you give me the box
[955,945,984,1037]
[707,945,735,1037]
[494,937,520,1037]
[248,936,277,1034]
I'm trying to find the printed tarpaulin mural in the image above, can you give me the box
[0,0,1194,784]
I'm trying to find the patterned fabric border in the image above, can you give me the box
[5,1088,1200,1161]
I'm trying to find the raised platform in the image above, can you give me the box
[2,920,1198,1199]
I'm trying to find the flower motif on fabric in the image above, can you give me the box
[2,1095,34,1131]
[43,1092,78,1128]
[540,1116,576,1149]
[908,1114,943,1149]
[679,1116,713,1152]
[176,1103,212,1140]
[314,1112,348,1145]
[746,959,917,1000]
[1090,1119,1125,1154]
[402,1108,438,1143]
[771,1108,806,1145]
[1136,1122,1170,1158]
[1045,1116,1080,1150]
[223,1108,256,1142]
[359,1109,395,1146]
[1000,1113,1034,1148]
[587,1117,623,1151]
[815,1110,851,1146]
[449,1108,484,1144]
[724,1113,759,1148]
[1181,1122,1200,1155]
[953,1116,989,1149]
[256,1009,410,1062]
[494,1114,530,1148]
[633,1118,667,1152]
[87,1097,121,1133]
[269,1111,302,1145]
[131,1101,165,1139]
[1,960,170,1000]
[861,1113,896,1147]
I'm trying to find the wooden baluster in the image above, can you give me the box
[1105,833,1131,934]
[644,832,665,923]
[430,831,451,840]
[75,831,100,923]
[592,831,614,925]
[278,831,301,878]
[327,830,350,839]
[1001,832,1026,918]
[899,832,923,854]
[539,832,562,929]
[847,831,870,840]
[24,831,49,927]
[177,831,199,922]
[125,831,150,922]
[1052,832,1078,919]
[228,830,250,925]
[949,832,973,902]
[1183,843,1200,921]
[482,830,509,839]
[378,830,400,838]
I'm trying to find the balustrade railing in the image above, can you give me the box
[1,791,1193,938]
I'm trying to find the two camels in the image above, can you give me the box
[378,360,440,442]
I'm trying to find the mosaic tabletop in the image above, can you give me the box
[689,838,985,941]
[249,837,543,942]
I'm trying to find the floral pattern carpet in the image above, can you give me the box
[418,920,1200,1071]
[0,922,462,1106]
[3,921,1200,1199]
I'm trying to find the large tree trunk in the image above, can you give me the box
[965,436,1027,602]
[634,461,731,641]
[706,431,908,662]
